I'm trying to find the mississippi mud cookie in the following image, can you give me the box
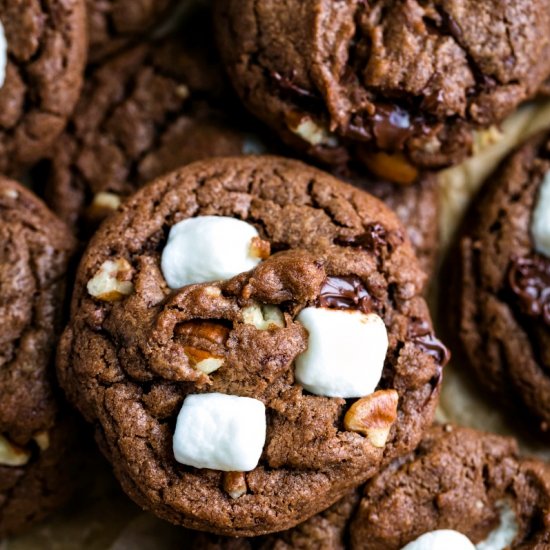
[0,179,77,536]
[457,134,550,431]
[57,156,447,536]
[350,424,550,549]
[215,0,550,180]
[44,33,265,237]
[0,0,86,175]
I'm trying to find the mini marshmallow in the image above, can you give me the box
[295,307,388,398]
[476,501,518,550]
[173,393,266,472]
[531,171,550,258]
[161,216,262,289]
[0,20,6,88]
[401,530,475,550]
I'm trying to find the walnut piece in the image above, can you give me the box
[223,471,247,499]
[33,430,50,451]
[286,113,338,147]
[184,347,224,375]
[87,191,122,222]
[242,303,285,330]
[0,434,31,466]
[344,389,399,447]
[362,151,419,185]
[249,236,271,260]
[178,321,230,375]
[87,258,134,301]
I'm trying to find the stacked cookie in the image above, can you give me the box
[0,0,550,547]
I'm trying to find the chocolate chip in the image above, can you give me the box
[317,276,378,314]
[372,104,414,151]
[408,318,450,367]
[336,223,403,256]
[508,255,550,326]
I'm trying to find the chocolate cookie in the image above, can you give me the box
[44,32,265,237]
[112,424,550,549]
[42,31,439,279]
[86,0,176,62]
[457,133,550,431]
[215,0,550,180]
[0,179,77,536]
[57,156,447,536]
[0,0,86,175]
[351,424,550,549]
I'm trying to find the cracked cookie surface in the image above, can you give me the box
[351,425,550,549]
[457,133,550,432]
[43,22,439,279]
[0,178,77,536]
[57,156,446,536]
[0,0,86,175]
[214,0,550,176]
[44,30,265,238]
[86,0,176,61]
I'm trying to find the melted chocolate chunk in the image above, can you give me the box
[372,104,414,151]
[408,318,450,366]
[317,276,377,314]
[508,255,550,326]
[336,223,388,254]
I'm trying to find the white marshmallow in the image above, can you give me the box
[161,216,262,289]
[532,170,550,258]
[401,530,475,550]
[0,19,6,88]
[476,501,518,550]
[173,393,266,472]
[295,307,388,398]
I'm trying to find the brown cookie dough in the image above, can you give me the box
[57,156,447,536]
[0,179,77,536]
[189,491,359,550]
[456,134,550,431]
[44,32,265,237]
[42,26,439,280]
[350,424,550,549]
[86,0,176,62]
[0,416,79,538]
[214,0,550,180]
[112,424,550,549]
[349,173,439,278]
[0,0,87,175]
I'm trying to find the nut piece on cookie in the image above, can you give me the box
[286,113,338,147]
[86,192,122,222]
[173,393,266,471]
[531,171,550,257]
[401,530,476,550]
[184,349,224,375]
[344,390,398,448]
[161,216,266,289]
[33,431,50,451]
[0,435,30,467]
[361,152,419,186]
[242,303,285,330]
[223,471,248,499]
[87,259,134,301]
[295,308,388,398]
